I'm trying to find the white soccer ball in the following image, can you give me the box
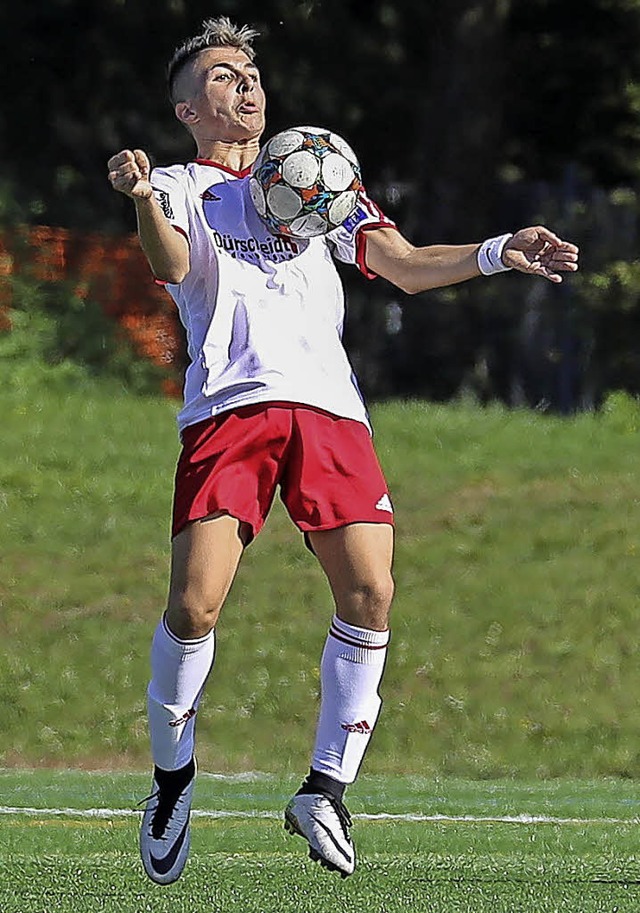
[249,126,362,239]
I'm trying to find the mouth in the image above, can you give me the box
[238,102,260,115]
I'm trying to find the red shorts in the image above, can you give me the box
[172,402,394,540]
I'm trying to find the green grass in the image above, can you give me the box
[2,770,640,912]
[2,372,640,776]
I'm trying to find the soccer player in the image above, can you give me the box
[107,17,579,884]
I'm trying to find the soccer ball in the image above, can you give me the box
[249,126,362,239]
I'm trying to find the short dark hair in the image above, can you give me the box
[167,16,260,102]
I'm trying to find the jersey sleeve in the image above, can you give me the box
[150,167,190,242]
[327,187,397,279]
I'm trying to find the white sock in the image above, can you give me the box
[147,614,215,771]
[311,615,390,785]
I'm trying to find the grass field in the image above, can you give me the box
[2,374,640,777]
[2,769,640,912]
[3,370,640,908]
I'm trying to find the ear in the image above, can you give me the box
[175,101,199,126]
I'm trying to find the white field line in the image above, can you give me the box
[0,806,636,825]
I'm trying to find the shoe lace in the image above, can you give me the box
[327,796,352,838]
[138,787,182,840]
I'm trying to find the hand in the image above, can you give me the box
[107,149,153,200]
[502,226,579,284]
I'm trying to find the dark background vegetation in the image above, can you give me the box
[2,0,640,410]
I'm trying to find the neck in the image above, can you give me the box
[195,136,261,171]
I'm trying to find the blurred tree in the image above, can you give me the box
[3,0,640,404]
[505,0,640,186]
[0,0,190,230]
[3,0,640,231]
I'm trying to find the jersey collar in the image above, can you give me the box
[194,159,252,178]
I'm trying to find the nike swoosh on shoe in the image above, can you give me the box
[308,812,353,863]
[149,820,189,875]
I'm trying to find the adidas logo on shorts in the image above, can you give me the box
[375,493,393,513]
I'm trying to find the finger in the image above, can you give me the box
[111,162,140,181]
[511,256,561,283]
[107,149,135,171]
[543,250,579,269]
[538,257,576,276]
[538,262,566,283]
[108,169,133,187]
[108,169,141,193]
[542,242,579,261]
[107,164,140,188]
[545,251,578,266]
[133,149,150,177]
[555,241,579,254]
[531,225,562,247]
[526,261,562,283]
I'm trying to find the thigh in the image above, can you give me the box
[281,408,395,532]
[308,522,395,631]
[167,513,246,638]
[172,405,291,542]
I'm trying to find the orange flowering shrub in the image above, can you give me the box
[0,226,184,390]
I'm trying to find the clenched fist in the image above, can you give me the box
[107,149,153,200]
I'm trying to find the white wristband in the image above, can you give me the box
[477,233,513,276]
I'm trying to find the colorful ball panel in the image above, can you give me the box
[249,126,362,238]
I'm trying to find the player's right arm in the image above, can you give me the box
[363,225,578,291]
[107,149,190,284]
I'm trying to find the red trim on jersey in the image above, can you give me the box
[355,222,397,280]
[172,225,189,241]
[194,159,252,178]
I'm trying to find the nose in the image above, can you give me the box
[238,77,254,95]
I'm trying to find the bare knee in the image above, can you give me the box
[166,516,245,639]
[335,572,395,631]
[166,589,223,639]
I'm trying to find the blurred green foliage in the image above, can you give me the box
[0,272,167,394]
[2,0,640,407]
[2,0,639,231]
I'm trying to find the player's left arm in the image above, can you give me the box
[363,225,579,294]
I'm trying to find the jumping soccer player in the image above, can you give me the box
[107,16,579,883]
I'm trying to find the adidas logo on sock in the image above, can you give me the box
[168,708,197,728]
[341,720,372,734]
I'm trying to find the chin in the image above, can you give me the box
[235,121,264,142]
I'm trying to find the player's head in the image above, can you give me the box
[167,17,265,143]
[167,17,259,102]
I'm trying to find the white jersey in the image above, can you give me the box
[150,160,395,434]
